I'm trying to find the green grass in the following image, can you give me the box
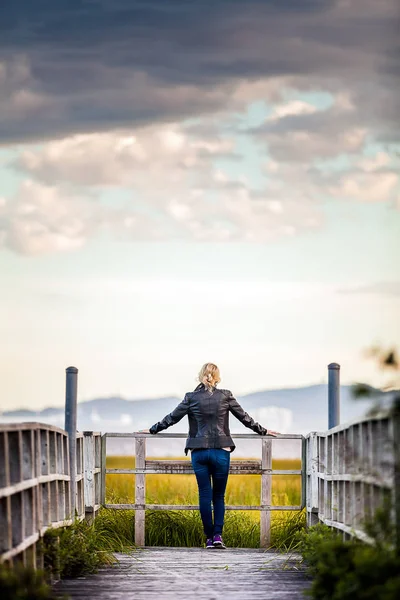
[0,563,57,600]
[100,456,306,548]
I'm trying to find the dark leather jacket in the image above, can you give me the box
[149,383,267,454]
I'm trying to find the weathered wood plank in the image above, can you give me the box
[315,472,393,487]
[306,433,319,526]
[135,438,146,546]
[55,548,311,600]
[84,432,95,519]
[260,439,272,547]
[104,503,303,511]
[100,435,107,506]
[0,423,68,435]
[106,463,302,475]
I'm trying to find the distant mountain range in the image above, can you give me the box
[1,384,390,458]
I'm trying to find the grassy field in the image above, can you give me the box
[95,456,306,549]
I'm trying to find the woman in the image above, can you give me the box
[144,362,279,549]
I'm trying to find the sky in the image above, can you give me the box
[0,0,399,411]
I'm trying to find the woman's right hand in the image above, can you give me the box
[266,429,280,436]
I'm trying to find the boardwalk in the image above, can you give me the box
[55,547,311,600]
[1,368,396,599]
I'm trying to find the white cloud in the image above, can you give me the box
[15,124,234,187]
[356,152,391,172]
[329,171,398,203]
[267,100,318,121]
[2,117,330,253]
[0,180,98,254]
[3,79,398,255]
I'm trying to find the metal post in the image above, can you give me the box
[328,363,340,429]
[65,366,78,517]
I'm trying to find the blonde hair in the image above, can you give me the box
[198,363,221,390]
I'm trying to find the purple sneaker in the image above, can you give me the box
[205,538,215,549]
[213,534,226,549]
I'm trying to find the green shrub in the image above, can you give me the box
[42,518,115,579]
[298,501,400,600]
[0,563,56,600]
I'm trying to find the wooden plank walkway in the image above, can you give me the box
[54,547,311,599]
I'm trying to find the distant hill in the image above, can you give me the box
[1,384,388,457]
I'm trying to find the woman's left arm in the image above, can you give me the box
[148,394,190,434]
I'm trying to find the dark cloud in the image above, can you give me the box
[0,0,398,143]
[251,104,362,162]
[250,85,400,164]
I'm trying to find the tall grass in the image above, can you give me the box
[99,456,306,548]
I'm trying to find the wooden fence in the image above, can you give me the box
[0,423,101,567]
[102,432,306,547]
[0,407,398,565]
[306,409,397,542]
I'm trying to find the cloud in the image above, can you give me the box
[0,180,100,254]
[267,100,319,121]
[0,0,398,143]
[328,171,398,204]
[0,1,399,254]
[14,124,237,187]
[3,97,398,255]
[0,176,201,254]
[252,92,369,162]
[1,118,329,253]
[249,91,400,206]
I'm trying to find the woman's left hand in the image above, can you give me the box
[137,429,150,433]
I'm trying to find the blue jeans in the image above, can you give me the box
[191,448,231,538]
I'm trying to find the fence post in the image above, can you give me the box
[301,436,307,510]
[260,437,272,547]
[100,434,107,506]
[135,436,146,547]
[306,433,319,526]
[328,363,340,429]
[83,431,95,522]
[65,366,78,517]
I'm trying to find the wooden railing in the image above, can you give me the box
[1,407,398,566]
[0,423,101,566]
[102,432,306,547]
[305,409,397,542]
